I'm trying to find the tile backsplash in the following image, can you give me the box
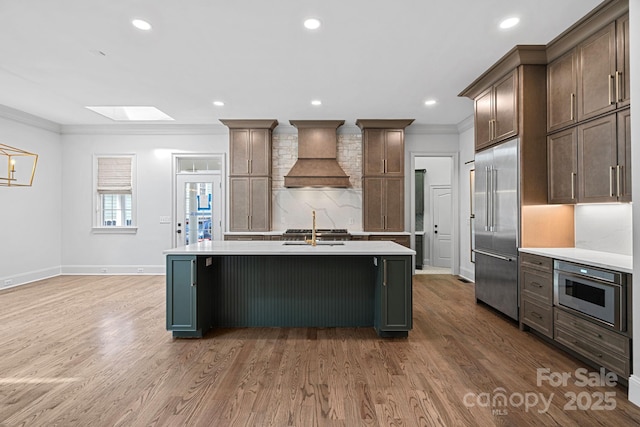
[574,204,632,255]
[272,133,363,230]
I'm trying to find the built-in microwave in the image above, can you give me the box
[553,260,626,332]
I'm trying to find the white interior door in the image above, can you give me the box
[176,174,222,246]
[431,186,452,268]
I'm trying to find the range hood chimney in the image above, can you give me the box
[284,120,350,188]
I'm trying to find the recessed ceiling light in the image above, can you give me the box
[132,19,152,31]
[85,106,174,121]
[499,17,520,29]
[213,101,225,107]
[311,100,322,106]
[424,99,437,106]
[304,18,321,30]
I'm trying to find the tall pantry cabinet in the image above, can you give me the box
[356,119,414,232]
[220,119,278,232]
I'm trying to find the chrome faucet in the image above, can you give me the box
[305,210,317,246]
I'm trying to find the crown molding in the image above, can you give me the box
[0,105,61,133]
[60,123,229,135]
[456,115,474,133]
[405,124,459,135]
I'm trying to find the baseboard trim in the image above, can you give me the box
[628,375,640,408]
[458,266,475,283]
[0,267,62,290]
[61,265,165,275]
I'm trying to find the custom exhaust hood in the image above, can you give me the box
[284,120,350,188]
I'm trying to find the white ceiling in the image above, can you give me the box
[0,0,603,128]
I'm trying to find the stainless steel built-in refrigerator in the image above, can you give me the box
[474,138,519,321]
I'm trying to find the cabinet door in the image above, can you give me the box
[377,256,412,332]
[548,128,577,204]
[363,129,385,175]
[229,130,250,175]
[493,70,518,143]
[617,109,631,202]
[166,256,197,331]
[249,129,271,176]
[577,22,616,121]
[384,130,404,176]
[548,49,577,132]
[363,177,384,231]
[474,87,493,151]
[616,14,630,107]
[230,177,250,231]
[249,177,271,231]
[577,114,617,203]
[384,177,404,231]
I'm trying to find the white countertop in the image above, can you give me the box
[519,247,633,274]
[165,240,416,256]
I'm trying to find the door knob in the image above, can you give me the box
[176,230,182,234]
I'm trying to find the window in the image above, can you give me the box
[94,155,136,233]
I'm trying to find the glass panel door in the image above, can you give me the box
[176,174,222,246]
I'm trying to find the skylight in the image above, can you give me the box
[85,106,174,121]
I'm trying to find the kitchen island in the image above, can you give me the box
[164,240,415,338]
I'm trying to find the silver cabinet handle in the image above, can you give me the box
[616,165,622,198]
[608,74,615,105]
[570,172,576,200]
[383,259,388,286]
[610,166,615,197]
[191,259,196,287]
[615,71,622,102]
[570,93,575,121]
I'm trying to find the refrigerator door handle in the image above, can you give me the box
[485,166,491,231]
[489,166,496,232]
[474,249,515,262]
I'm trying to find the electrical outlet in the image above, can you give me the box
[4,279,13,287]
[137,268,144,273]
[348,218,354,225]
[100,268,108,273]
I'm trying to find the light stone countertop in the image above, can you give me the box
[165,240,416,256]
[519,247,632,274]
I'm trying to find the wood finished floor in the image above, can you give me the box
[1,274,640,426]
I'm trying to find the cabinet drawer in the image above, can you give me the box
[555,309,629,355]
[522,298,553,338]
[521,268,553,304]
[520,253,552,273]
[554,325,630,377]
[224,234,265,241]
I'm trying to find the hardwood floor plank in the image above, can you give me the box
[2,274,640,426]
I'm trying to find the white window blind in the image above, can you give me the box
[97,157,132,193]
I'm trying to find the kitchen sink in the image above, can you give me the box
[282,241,345,246]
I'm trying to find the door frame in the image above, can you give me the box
[409,152,460,275]
[172,153,226,247]
[430,184,452,268]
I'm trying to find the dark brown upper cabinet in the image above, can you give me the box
[474,69,518,151]
[547,11,629,133]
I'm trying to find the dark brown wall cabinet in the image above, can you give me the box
[221,119,278,232]
[547,13,629,132]
[548,109,630,204]
[357,119,414,233]
[474,69,518,151]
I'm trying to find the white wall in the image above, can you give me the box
[0,112,62,288]
[627,0,640,407]
[61,130,228,274]
[458,120,475,281]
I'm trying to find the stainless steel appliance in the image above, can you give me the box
[474,138,519,320]
[554,260,627,332]
[282,229,351,241]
